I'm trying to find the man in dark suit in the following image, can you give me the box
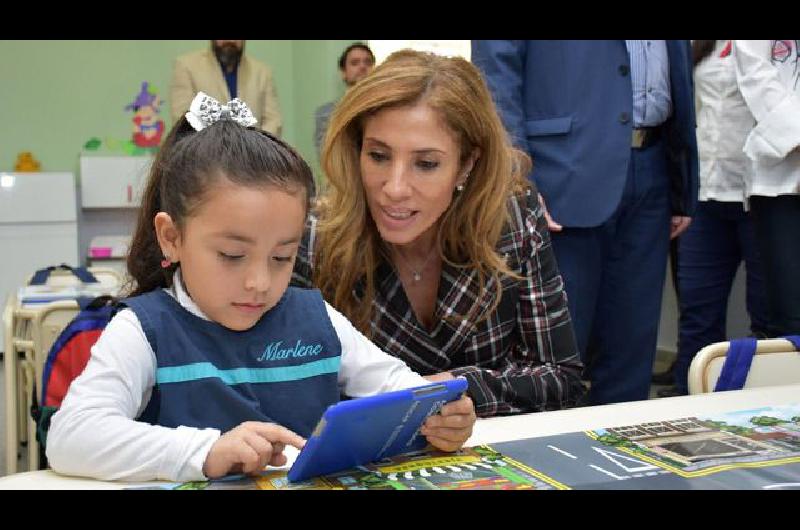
[472,40,699,405]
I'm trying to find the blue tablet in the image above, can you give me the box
[287,378,468,483]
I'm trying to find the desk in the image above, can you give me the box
[1,384,798,489]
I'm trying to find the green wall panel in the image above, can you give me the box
[0,40,359,185]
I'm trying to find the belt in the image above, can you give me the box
[631,126,662,149]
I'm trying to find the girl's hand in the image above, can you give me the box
[420,393,476,452]
[203,421,306,479]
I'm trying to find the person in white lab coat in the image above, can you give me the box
[734,40,800,337]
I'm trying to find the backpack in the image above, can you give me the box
[31,295,121,466]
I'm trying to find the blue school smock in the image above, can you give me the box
[124,287,341,438]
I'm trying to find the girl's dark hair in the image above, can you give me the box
[125,117,315,296]
[692,40,717,68]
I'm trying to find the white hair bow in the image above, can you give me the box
[184,91,258,131]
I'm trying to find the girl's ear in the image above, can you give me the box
[154,212,182,263]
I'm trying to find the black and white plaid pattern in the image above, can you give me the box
[292,191,586,416]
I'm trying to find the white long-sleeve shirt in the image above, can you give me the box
[46,273,428,483]
[734,40,800,198]
[694,40,755,202]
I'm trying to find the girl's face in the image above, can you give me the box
[359,103,468,249]
[159,181,306,331]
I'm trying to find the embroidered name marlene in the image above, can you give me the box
[257,340,324,362]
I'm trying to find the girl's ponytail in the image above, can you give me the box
[124,118,193,296]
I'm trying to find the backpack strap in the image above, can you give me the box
[77,294,116,311]
[29,264,99,285]
[29,267,54,285]
[714,338,757,392]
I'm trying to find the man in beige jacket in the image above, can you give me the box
[170,40,282,136]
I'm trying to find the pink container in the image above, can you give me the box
[90,247,113,258]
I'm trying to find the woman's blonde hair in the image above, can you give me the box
[314,49,531,334]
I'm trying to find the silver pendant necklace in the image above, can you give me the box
[394,245,437,283]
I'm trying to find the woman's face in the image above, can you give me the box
[360,103,466,248]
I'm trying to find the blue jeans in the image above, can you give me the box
[674,200,768,393]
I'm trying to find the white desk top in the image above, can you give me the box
[2,384,798,490]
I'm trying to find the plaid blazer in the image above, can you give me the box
[292,190,586,416]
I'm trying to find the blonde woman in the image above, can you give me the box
[292,50,586,416]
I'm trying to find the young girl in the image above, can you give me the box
[46,92,476,483]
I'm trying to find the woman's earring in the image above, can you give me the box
[161,256,172,269]
[456,172,469,193]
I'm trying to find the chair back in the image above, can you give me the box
[688,337,800,394]
[8,266,123,470]
[27,266,122,290]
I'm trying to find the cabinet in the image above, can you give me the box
[79,155,153,208]
[0,172,79,346]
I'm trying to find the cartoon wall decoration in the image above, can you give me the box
[82,81,165,156]
[124,81,165,149]
[83,137,102,151]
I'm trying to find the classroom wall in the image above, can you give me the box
[293,40,358,182]
[0,39,357,268]
[0,39,356,181]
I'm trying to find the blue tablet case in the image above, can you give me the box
[287,379,468,483]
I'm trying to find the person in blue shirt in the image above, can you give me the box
[46,92,476,483]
